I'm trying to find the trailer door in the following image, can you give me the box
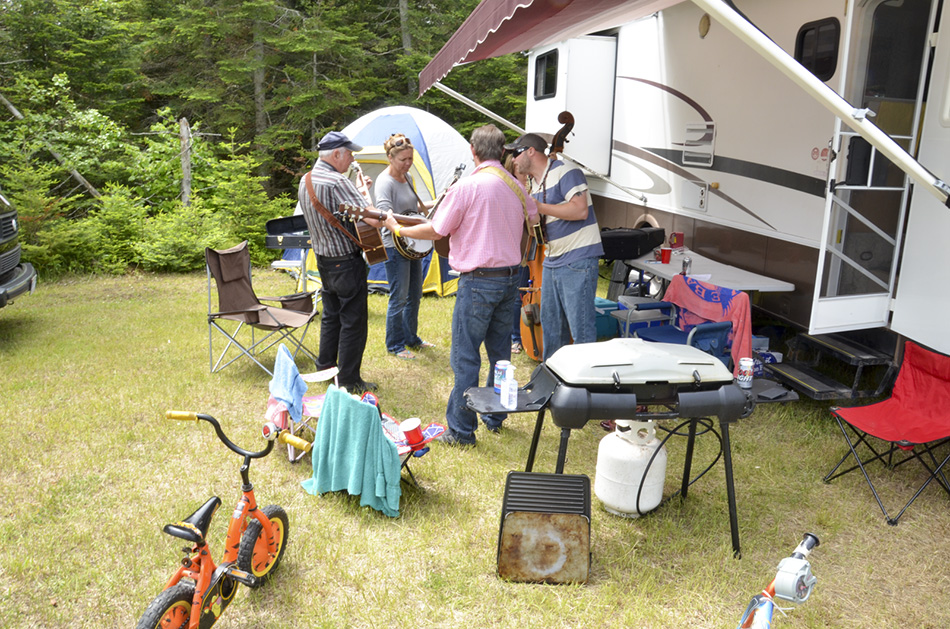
[891,3,950,355]
[810,0,936,335]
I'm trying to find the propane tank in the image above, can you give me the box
[594,420,668,518]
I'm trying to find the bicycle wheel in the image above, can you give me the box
[237,504,288,588]
[136,582,195,629]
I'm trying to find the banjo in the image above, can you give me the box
[392,212,433,261]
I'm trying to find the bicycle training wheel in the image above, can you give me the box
[237,504,288,588]
[136,582,194,629]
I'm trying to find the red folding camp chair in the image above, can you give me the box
[823,341,950,525]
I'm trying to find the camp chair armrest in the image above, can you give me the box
[635,300,674,311]
[210,305,267,317]
[260,292,316,313]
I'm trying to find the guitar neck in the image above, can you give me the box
[350,162,373,204]
[340,204,428,226]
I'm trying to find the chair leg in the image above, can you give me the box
[400,453,419,488]
[824,421,895,482]
[209,320,275,376]
[825,415,950,525]
[825,415,897,524]
[888,449,950,525]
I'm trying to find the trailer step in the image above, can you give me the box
[777,333,897,400]
[765,362,853,401]
[790,333,892,367]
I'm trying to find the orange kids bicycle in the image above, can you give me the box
[136,411,310,629]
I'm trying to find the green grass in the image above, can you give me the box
[1,269,949,628]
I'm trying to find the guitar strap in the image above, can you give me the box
[303,171,371,252]
[404,174,430,214]
[482,166,534,265]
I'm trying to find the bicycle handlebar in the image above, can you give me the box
[278,431,313,453]
[772,533,819,605]
[165,411,274,459]
[790,532,820,560]
[166,410,198,421]
[738,533,820,629]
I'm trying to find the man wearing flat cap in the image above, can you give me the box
[298,130,383,394]
[508,132,604,360]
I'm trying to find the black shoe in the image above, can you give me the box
[341,380,377,394]
[482,419,502,434]
[435,431,476,447]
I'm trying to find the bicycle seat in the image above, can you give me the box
[163,496,222,544]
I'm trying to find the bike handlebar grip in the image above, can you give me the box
[279,432,312,452]
[166,410,198,421]
[791,532,820,560]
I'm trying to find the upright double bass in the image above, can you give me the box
[519,111,575,361]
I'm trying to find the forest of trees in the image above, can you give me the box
[0,0,526,273]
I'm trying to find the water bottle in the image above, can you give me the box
[502,364,518,410]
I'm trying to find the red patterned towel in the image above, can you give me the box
[662,275,751,376]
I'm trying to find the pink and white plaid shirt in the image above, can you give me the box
[431,160,538,273]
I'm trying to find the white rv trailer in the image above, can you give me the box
[421,0,950,357]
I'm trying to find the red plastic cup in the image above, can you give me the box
[400,417,425,449]
[660,247,672,263]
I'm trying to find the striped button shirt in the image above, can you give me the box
[297,160,369,258]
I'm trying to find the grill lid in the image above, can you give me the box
[545,338,734,387]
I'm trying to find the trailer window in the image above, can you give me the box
[534,50,558,100]
[795,18,840,82]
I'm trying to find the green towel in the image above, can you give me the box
[301,386,402,517]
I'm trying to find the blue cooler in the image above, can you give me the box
[594,297,620,339]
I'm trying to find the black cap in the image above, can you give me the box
[504,133,548,153]
[317,131,362,152]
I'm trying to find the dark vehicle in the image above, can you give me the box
[0,186,37,308]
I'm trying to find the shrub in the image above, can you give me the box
[87,185,148,273]
[133,199,230,272]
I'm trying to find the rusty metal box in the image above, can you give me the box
[497,472,591,584]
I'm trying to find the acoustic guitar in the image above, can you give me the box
[427,164,466,259]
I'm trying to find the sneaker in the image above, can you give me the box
[435,431,476,447]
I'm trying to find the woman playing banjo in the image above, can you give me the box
[375,133,436,360]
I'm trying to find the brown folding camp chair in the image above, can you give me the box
[824,341,950,525]
[206,241,318,376]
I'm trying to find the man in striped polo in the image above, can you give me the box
[509,132,604,360]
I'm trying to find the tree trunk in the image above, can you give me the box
[398,0,416,94]
[253,20,269,181]
[179,117,192,206]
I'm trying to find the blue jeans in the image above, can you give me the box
[541,257,599,361]
[384,247,423,353]
[445,269,520,442]
[511,265,530,344]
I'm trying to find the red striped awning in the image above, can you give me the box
[419,0,682,95]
